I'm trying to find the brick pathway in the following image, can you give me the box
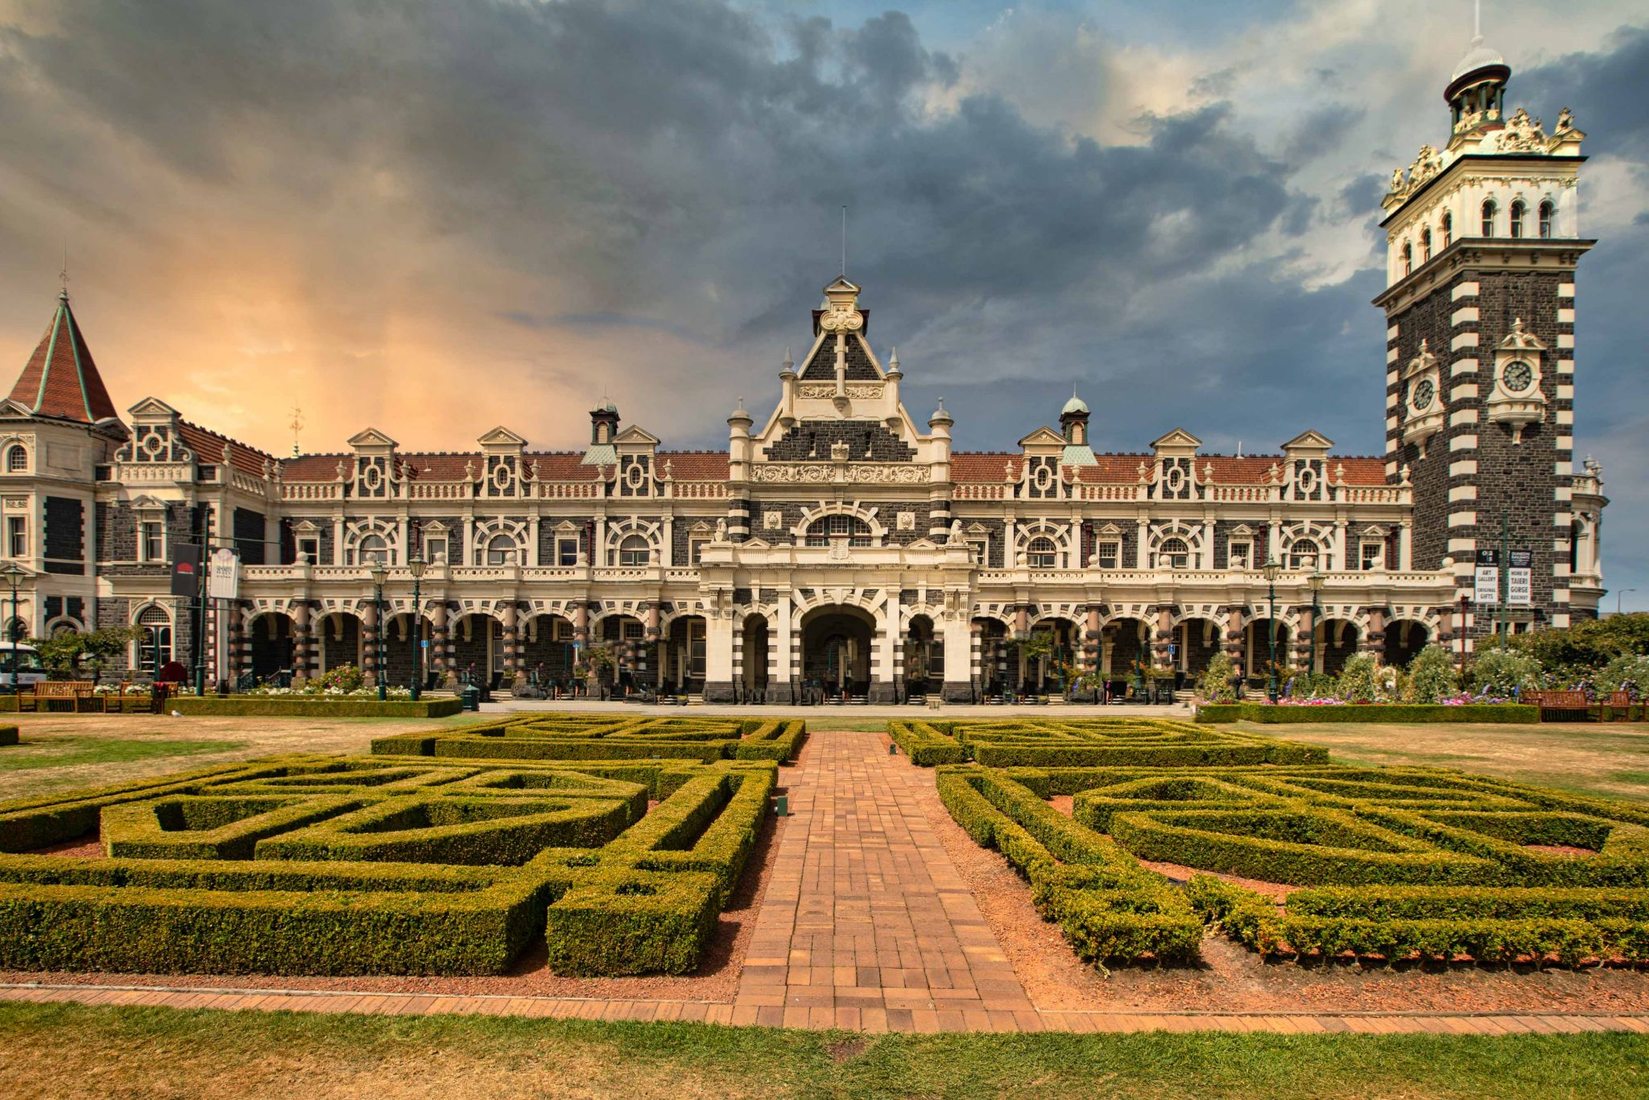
[3,730,1648,1035]
[729,730,1033,1031]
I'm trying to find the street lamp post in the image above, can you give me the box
[408,554,425,700]
[369,557,389,701]
[1308,570,1325,676]
[0,562,26,693]
[1262,558,1282,703]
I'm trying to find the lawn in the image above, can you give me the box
[0,1002,1642,1100]
[1235,719,1649,802]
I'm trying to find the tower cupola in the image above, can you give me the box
[1445,32,1509,137]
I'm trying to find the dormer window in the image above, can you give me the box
[1538,200,1554,239]
[1509,200,1526,239]
[1481,199,1496,237]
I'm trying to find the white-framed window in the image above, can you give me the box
[688,537,708,565]
[353,533,388,566]
[422,536,447,564]
[968,538,988,566]
[622,619,645,642]
[5,517,25,559]
[1420,227,1431,263]
[1401,241,1412,276]
[3,446,26,474]
[805,514,872,547]
[1360,541,1384,571]
[1538,200,1554,239]
[1509,199,1526,239]
[1026,536,1059,569]
[1158,537,1191,569]
[1481,199,1496,237]
[1289,538,1320,571]
[297,536,320,564]
[557,537,579,566]
[1441,211,1452,248]
[1094,541,1120,570]
[135,605,172,674]
[485,533,517,566]
[140,520,165,563]
[617,534,650,567]
[1227,541,1251,571]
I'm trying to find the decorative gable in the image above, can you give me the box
[1150,428,1202,456]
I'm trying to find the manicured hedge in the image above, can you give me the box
[169,696,465,718]
[887,720,968,766]
[0,752,778,977]
[372,715,806,763]
[887,718,1327,768]
[0,726,16,746]
[1196,703,1539,724]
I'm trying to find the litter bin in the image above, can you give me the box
[461,684,481,712]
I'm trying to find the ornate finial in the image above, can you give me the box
[1556,107,1574,133]
[888,346,900,373]
[58,251,70,301]
[289,407,304,458]
[1510,316,1525,336]
[782,346,793,374]
[840,205,848,278]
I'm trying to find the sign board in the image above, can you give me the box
[1507,548,1533,608]
[206,548,241,601]
[169,543,203,598]
[1473,549,1500,606]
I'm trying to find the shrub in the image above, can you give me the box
[1465,645,1544,698]
[1596,653,1649,695]
[1402,645,1460,704]
[1335,653,1381,703]
[315,664,366,693]
[1195,652,1236,703]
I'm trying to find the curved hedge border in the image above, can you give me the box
[887,718,1326,768]
[0,753,778,977]
[375,715,806,764]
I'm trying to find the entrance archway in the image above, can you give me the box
[800,606,874,702]
[1384,619,1429,668]
[903,614,938,699]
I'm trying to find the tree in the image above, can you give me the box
[1196,651,1236,703]
[1464,644,1543,698]
[26,627,139,683]
[1403,644,1460,703]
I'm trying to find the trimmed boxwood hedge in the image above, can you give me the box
[0,752,778,977]
[170,696,465,718]
[372,715,806,764]
[1196,702,1539,724]
[887,718,1326,768]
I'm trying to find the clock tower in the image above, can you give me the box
[1373,31,1606,639]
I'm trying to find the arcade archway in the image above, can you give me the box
[800,606,874,700]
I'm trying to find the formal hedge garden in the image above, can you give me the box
[925,720,1649,968]
[887,718,1327,768]
[0,747,782,977]
[372,714,807,763]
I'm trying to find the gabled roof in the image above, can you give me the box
[10,293,119,423]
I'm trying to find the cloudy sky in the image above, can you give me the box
[0,1,1645,603]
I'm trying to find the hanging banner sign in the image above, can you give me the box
[1507,548,1533,607]
[169,543,203,598]
[207,548,241,601]
[1474,549,1500,606]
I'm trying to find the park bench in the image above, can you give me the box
[1600,690,1640,722]
[18,681,98,714]
[1531,690,1591,722]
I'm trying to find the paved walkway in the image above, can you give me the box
[4,729,1649,1035]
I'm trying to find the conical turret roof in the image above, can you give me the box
[9,292,119,423]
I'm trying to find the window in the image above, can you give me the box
[296,537,319,564]
[1538,200,1554,239]
[967,539,988,566]
[557,538,579,566]
[136,606,172,675]
[485,533,517,566]
[6,517,24,560]
[1481,199,1496,237]
[1401,241,1412,276]
[351,533,388,566]
[1289,538,1320,571]
[1420,227,1431,263]
[1441,211,1452,248]
[140,521,164,563]
[1509,200,1526,239]
[1095,541,1120,570]
[3,446,25,474]
[805,514,872,547]
[1361,541,1384,571]
[617,534,650,567]
[1158,537,1190,569]
[422,537,447,564]
[688,538,708,565]
[1026,537,1059,569]
[622,619,645,642]
[1228,541,1251,571]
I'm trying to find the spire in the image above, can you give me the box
[9,291,119,423]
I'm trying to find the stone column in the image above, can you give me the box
[1154,605,1174,668]
[1225,605,1245,676]
[1084,606,1102,675]
[870,593,897,703]
[941,611,972,703]
[362,601,380,684]
[502,602,522,690]
[772,596,794,703]
[703,611,735,702]
[430,601,450,682]
[291,602,314,684]
[1364,607,1386,658]
[1296,606,1316,672]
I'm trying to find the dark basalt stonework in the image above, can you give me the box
[764,420,917,463]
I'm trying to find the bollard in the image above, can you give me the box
[774,793,789,817]
[888,741,897,755]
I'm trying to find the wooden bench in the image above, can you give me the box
[1531,690,1592,722]
[19,681,99,714]
[1601,690,1640,722]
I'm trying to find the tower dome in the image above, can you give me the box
[1060,393,1090,417]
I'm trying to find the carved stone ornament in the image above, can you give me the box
[818,307,864,334]
[751,463,928,484]
[798,383,883,400]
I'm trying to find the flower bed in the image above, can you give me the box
[1195,702,1539,724]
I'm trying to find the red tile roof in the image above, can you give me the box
[176,419,275,477]
[9,294,119,423]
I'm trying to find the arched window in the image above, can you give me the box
[1420,227,1432,263]
[1026,537,1059,569]
[1441,211,1452,248]
[1158,537,1191,569]
[1481,199,1496,237]
[354,533,388,566]
[136,606,172,676]
[805,514,872,547]
[1509,200,1526,239]
[1289,538,1320,571]
[485,533,517,566]
[1401,241,1412,276]
[617,534,651,567]
[1538,200,1554,239]
[3,446,25,473]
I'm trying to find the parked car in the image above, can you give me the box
[0,644,48,689]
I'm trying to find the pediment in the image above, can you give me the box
[1230,523,1255,537]
[613,425,660,447]
[553,520,581,533]
[291,518,322,533]
[130,494,166,513]
[0,399,35,420]
[127,397,178,421]
[1282,429,1334,453]
[421,519,450,534]
[966,523,990,535]
[477,426,527,448]
[1017,426,1067,449]
[741,536,772,549]
[905,537,938,550]
[1498,318,1547,353]
[347,427,398,451]
[688,520,715,534]
[1360,524,1388,538]
[1150,428,1202,453]
[1096,523,1124,536]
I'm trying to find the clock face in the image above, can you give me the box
[1412,378,1436,411]
[1503,360,1534,393]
